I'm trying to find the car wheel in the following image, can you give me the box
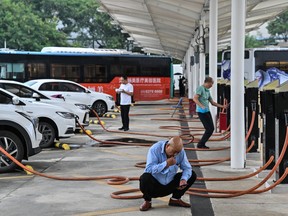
[38,121,56,148]
[0,130,24,173]
[92,101,107,117]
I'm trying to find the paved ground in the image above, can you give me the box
[1,99,288,216]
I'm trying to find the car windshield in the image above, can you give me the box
[24,80,37,86]
[0,83,49,99]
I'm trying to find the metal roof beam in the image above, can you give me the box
[145,0,202,20]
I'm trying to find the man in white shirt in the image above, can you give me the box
[116,75,134,131]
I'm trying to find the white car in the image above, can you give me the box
[0,80,89,127]
[0,101,42,173]
[0,88,76,148]
[25,79,115,116]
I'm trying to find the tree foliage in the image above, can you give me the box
[245,34,265,48]
[267,10,288,42]
[0,0,68,50]
[13,0,127,48]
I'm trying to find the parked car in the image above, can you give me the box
[0,80,89,127]
[0,88,76,148]
[25,79,115,116]
[0,104,42,173]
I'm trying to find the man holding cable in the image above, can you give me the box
[139,136,197,211]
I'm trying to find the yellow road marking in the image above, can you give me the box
[74,204,167,216]
[80,180,170,216]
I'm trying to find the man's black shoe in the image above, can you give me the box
[124,128,129,131]
[197,144,209,149]
[118,127,124,130]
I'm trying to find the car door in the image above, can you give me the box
[57,82,93,106]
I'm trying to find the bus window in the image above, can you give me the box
[50,64,80,82]
[0,64,7,79]
[84,64,107,83]
[223,50,250,60]
[111,64,122,76]
[0,63,25,80]
[141,58,168,76]
[27,63,46,79]
[123,65,137,76]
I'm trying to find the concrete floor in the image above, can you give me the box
[1,99,288,216]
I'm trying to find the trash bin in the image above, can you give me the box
[219,112,227,131]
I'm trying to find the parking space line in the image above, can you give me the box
[0,175,33,180]
[98,149,146,160]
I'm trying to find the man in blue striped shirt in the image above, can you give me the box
[139,136,197,211]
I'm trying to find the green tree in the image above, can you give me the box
[245,34,265,48]
[267,10,288,42]
[14,0,127,48]
[0,0,68,50]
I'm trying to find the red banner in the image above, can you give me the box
[81,76,170,101]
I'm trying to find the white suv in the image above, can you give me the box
[0,108,42,173]
[25,79,115,116]
[0,80,89,127]
[0,88,76,148]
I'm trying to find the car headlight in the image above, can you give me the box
[75,103,89,110]
[56,112,75,119]
[107,96,114,101]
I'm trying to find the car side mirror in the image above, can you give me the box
[12,96,24,105]
[32,92,41,101]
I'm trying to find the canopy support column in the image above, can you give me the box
[187,46,193,99]
[231,0,246,168]
[199,19,206,85]
[209,0,218,127]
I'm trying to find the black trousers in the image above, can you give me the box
[139,171,197,201]
[120,105,130,129]
[197,112,214,146]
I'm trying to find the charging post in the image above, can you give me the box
[274,81,288,184]
[245,80,259,152]
[260,80,279,169]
